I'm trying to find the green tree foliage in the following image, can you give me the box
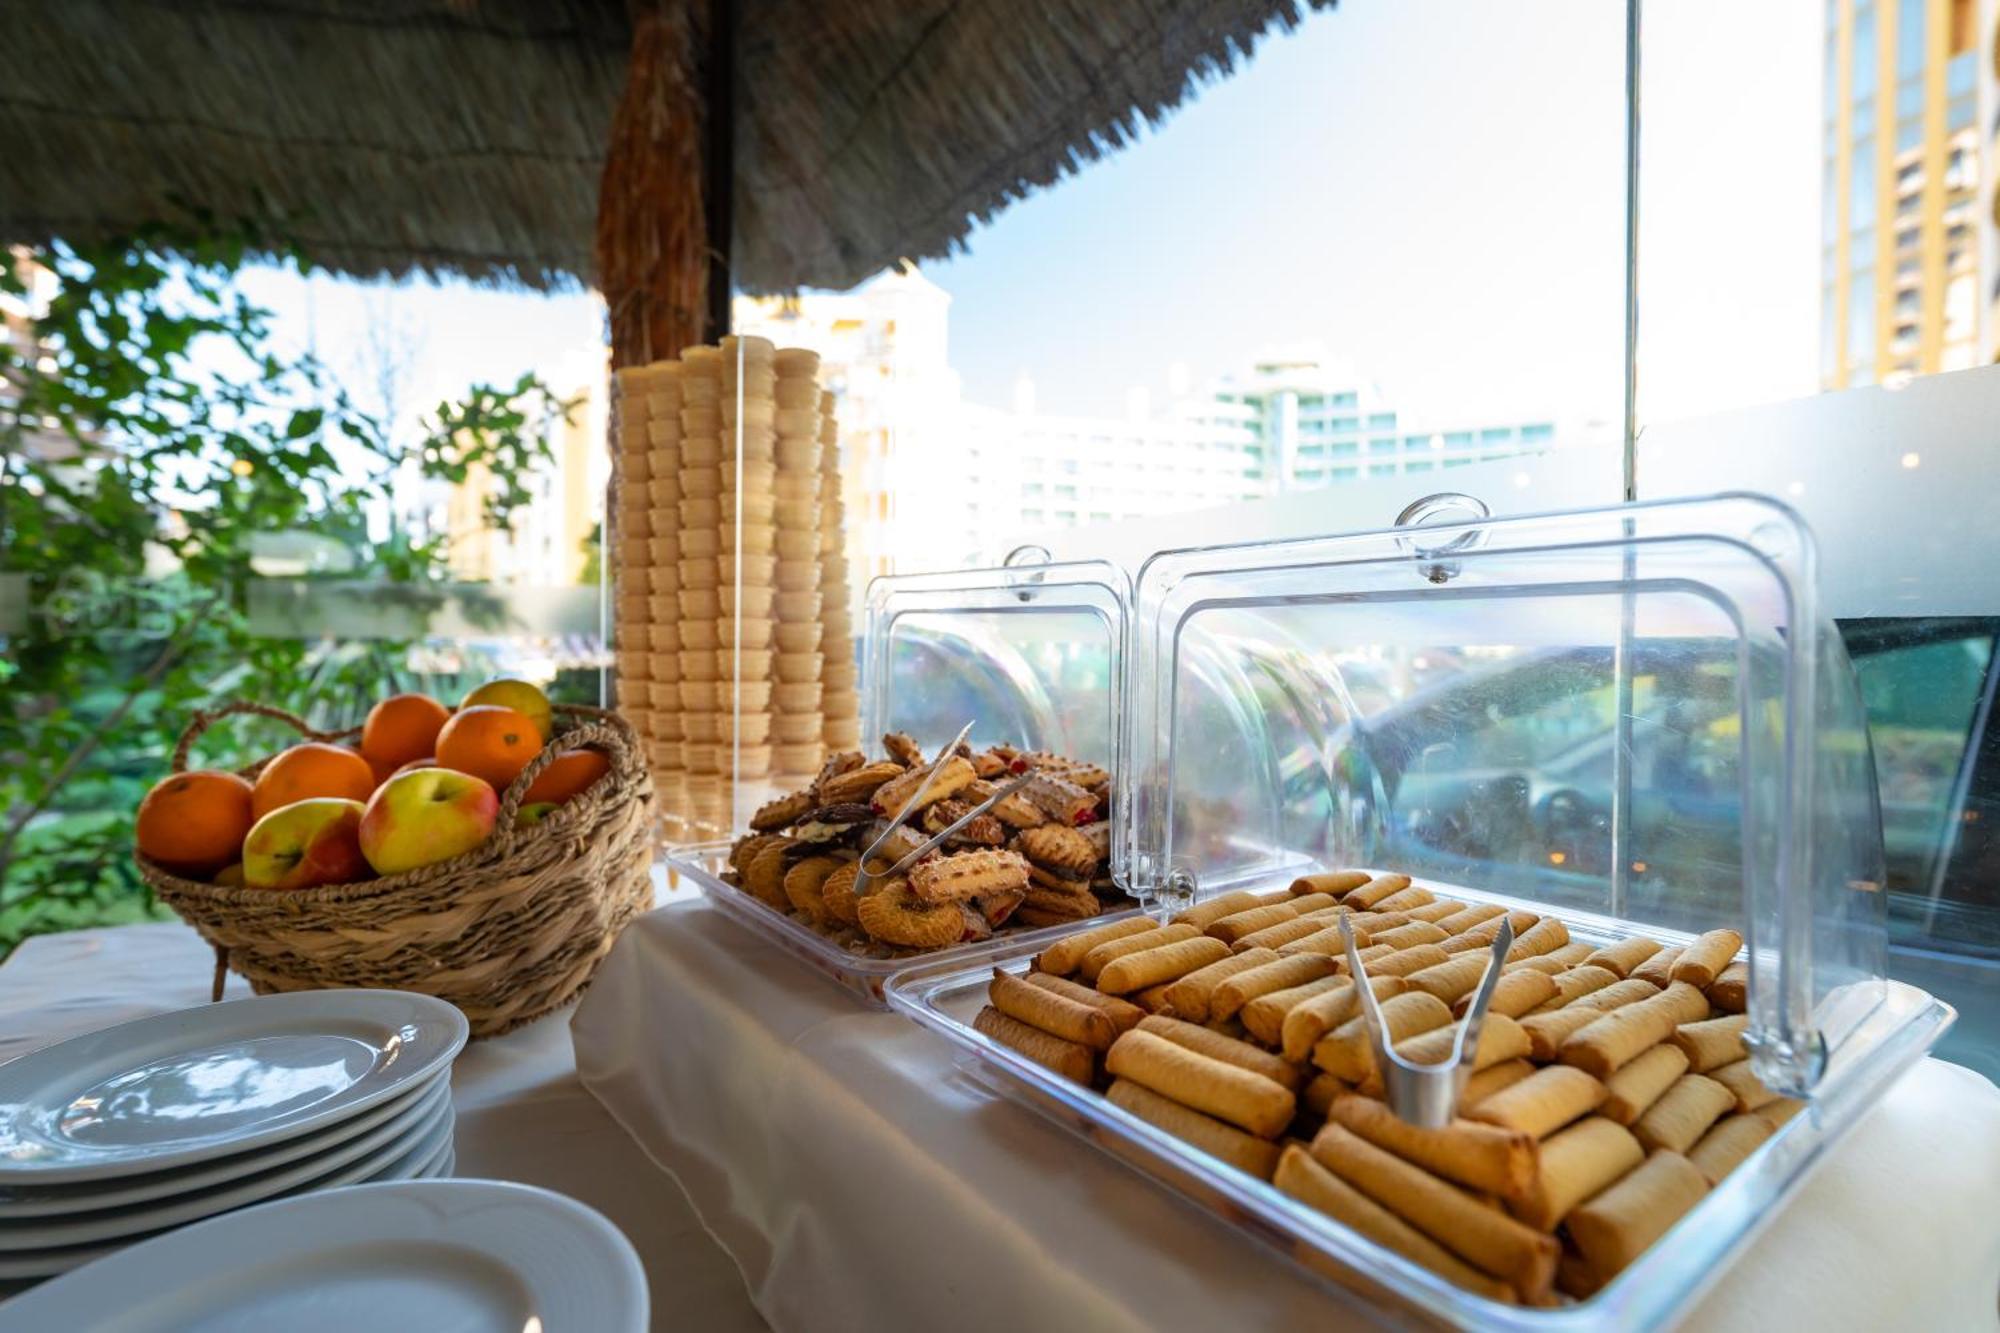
[0,225,581,949]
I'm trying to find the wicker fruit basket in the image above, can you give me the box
[140,700,656,1038]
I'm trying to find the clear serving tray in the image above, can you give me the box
[671,840,1138,1006]
[887,873,1954,1331]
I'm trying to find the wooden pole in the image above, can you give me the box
[595,0,713,369]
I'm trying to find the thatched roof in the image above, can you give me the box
[0,0,1328,294]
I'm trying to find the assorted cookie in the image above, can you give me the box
[722,734,1125,956]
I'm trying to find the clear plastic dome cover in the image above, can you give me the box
[1120,493,1887,1093]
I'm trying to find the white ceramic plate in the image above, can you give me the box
[0,1100,458,1279]
[0,1179,646,1332]
[0,1068,450,1218]
[0,1077,453,1248]
[0,990,466,1184]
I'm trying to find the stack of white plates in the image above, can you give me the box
[0,989,467,1279]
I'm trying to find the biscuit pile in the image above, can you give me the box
[974,875,1797,1306]
[609,362,685,827]
[609,337,857,838]
[723,735,1125,956]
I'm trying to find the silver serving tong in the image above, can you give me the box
[1343,912,1515,1128]
[851,722,1037,897]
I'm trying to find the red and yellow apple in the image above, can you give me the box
[513,801,559,829]
[241,798,369,889]
[460,679,553,745]
[359,767,499,875]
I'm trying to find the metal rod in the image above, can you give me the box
[1621,0,1643,503]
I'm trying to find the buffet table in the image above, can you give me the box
[0,915,766,1333]
[572,899,2000,1332]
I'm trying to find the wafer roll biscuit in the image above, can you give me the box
[1108,1079,1283,1180]
[1171,889,1265,929]
[1162,948,1279,1023]
[1567,1150,1708,1279]
[1342,873,1414,910]
[1328,1093,1537,1200]
[872,755,974,820]
[1632,1074,1733,1153]
[1467,1066,1607,1139]
[1709,1059,1779,1113]
[1314,991,1453,1082]
[1240,975,1347,1047]
[1462,1059,1537,1109]
[1522,1008,1611,1062]
[1207,901,1307,945]
[1405,952,1495,1004]
[1546,941,1595,967]
[1289,870,1372,897]
[1081,923,1199,984]
[1347,908,1410,934]
[1302,1072,1344,1119]
[1372,920,1450,950]
[1559,983,1710,1078]
[1278,928,1385,961]
[1234,911,1355,954]
[1669,1014,1748,1073]
[1566,977,1662,1012]
[1131,980,1177,1013]
[1361,1016,1530,1094]
[1366,942,1451,979]
[1136,1014,1303,1091]
[1627,944,1684,989]
[1105,1029,1295,1137]
[1506,955,1572,977]
[1405,900,1469,924]
[974,1006,1093,1085]
[1688,1113,1773,1185]
[989,968,1115,1049]
[1670,929,1743,989]
[1442,910,1542,954]
[1456,968,1558,1019]
[1509,1116,1644,1231]
[1273,1146,1518,1303]
[1433,903,1507,935]
[1582,936,1664,979]
[1600,1043,1689,1125]
[1372,886,1437,914]
[1025,972,1145,1032]
[1706,960,1749,1012]
[1753,1097,1804,1131]
[1280,976,1405,1064]
[1310,1122,1559,1299]
[1532,965,1620,1012]
[1504,917,1570,961]
[1097,935,1231,995]
[1556,1247,1602,1301]
[1036,917,1156,976]
[1212,954,1339,1023]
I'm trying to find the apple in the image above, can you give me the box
[241,799,369,890]
[213,863,245,888]
[359,767,499,875]
[514,801,559,829]
[460,679,553,745]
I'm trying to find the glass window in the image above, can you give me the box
[1405,459,1435,473]
[1444,431,1473,447]
[1896,118,1923,152]
[1521,423,1555,442]
[1896,0,1925,79]
[1329,416,1358,432]
[1852,7,1878,101]
[1369,438,1397,453]
[1847,265,1876,361]
[1331,392,1357,408]
[1945,51,1974,98]
[1479,427,1514,443]
[1329,465,1358,480]
[1367,412,1396,429]
[1329,440,1358,456]
[1851,136,1877,230]
[1896,81,1924,119]
[1366,462,1398,478]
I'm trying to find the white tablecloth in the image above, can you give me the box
[572,899,2000,1332]
[0,918,766,1333]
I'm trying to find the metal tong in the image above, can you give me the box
[851,721,1038,897]
[1342,912,1515,1128]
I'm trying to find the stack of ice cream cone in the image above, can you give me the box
[816,387,859,751]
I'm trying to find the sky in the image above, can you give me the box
[228,0,1824,440]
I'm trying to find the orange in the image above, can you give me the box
[250,743,377,820]
[355,746,398,789]
[522,748,610,805]
[135,770,256,874]
[360,694,451,772]
[435,705,543,793]
[460,680,552,744]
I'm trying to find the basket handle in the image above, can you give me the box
[492,708,640,836]
[171,701,334,774]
